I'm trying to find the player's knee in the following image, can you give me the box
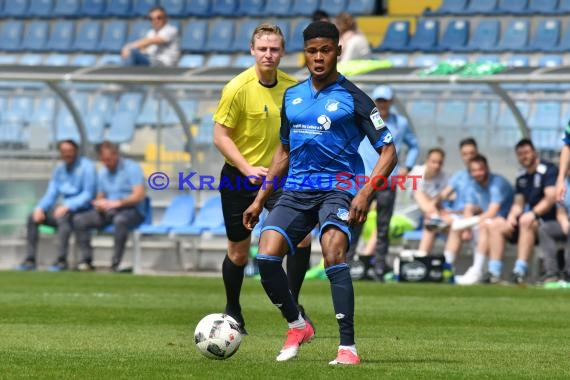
[323,250,346,267]
[227,250,249,266]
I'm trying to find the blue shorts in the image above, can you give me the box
[262,190,353,255]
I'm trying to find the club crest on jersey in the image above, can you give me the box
[370,108,385,130]
[337,208,349,221]
[317,115,331,130]
[292,97,303,105]
[325,99,339,112]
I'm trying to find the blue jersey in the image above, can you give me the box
[515,161,558,221]
[446,169,473,212]
[280,75,393,196]
[563,123,570,145]
[98,158,146,216]
[465,173,514,218]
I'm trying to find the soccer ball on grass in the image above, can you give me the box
[194,313,242,360]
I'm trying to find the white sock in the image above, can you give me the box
[444,250,455,264]
[339,345,357,355]
[473,251,486,273]
[288,313,306,329]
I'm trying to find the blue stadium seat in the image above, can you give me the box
[427,0,468,15]
[3,0,29,18]
[550,23,570,52]
[107,111,136,143]
[117,92,144,114]
[46,21,75,52]
[525,19,560,52]
[0,55,18,64]
[102,196,152,233]
[373,20,409,52]
[327,0,348,15]
[90,94,115,123]
[506,54,530,67]
[455,19,499,52]
[407,100,437,145]
[127,19,149,43]
[560,0,570,13]
[133,0,156,16]
[274,19,290,44]
[446,55,469,65]
[211,0,237,16]
[72,54,98,66]
[19,54,44,65]
[195,112,213,145]
[28,0,53,17]
[45,54,70,66]
[53,0,81,17]
[106,0,132,17]
[184,0,211,16]
[0,21,24,52]
[288,20,311,52]
[21,21,49,52]
[538,54,563,67]
[263,0,290,16]
[404,19,439,52]
[0,120,25,146]
[437,19,469,51]
[467,0,498,13]
[205,54,233,67]
[30,97,56,126]
[55,109,81,143]
[496,101,529,130]
[492,19,529,52]
[413,55,439,67]
[7,96,33,123]
[233,53,254,68]
[476,54,500,63]
[230,19,259,53]
[388,54,409,67]
[291,0,319,16]
[80,0,106,17]
[204,19,235,53]
[84,112,106,144]
[136,194,195,234]
[180,19,208,53]
[465,100,499,142]
[495,0,529,14]
[346,0,376,15]
[436,100,467,128]
[178,54,206,68]
[98,54,122,65]
[528,0,559,14]
[73,20,102,53]
[236,0,265,16]
[529,102,561,149]
[98,20,128,53]
[136,96,160,125]
[160,0,185,16]
[170,196,224,235]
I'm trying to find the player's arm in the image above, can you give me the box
[507,194,525,225]
[530,185,556,218]
[556,204,570,234]
[480,202,501,220]
[414,189,439,215]
[556,145,570,201]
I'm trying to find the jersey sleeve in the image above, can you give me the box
[353,90,393,149]
[564,120,570,145]
[158,25,177,43]
[213,84,243,129]
[279,90,291,146]
[544,164,558,187]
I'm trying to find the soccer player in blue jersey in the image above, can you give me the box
[243,21,397,365]
[555,122,570,201]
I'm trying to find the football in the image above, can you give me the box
[194,313,242,360]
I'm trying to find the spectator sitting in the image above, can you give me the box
[17,140,97,272]
[121,6,180,67]
[335,12,371,62]
[74,141,146,272]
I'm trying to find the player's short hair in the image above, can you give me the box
[57,139,78,151]
[427,147,445,158]
[515,138,535,151]
[468,154,488,168]
[250,23,285,49]
[97,140,120,155]
[459,137,478,149]
[303,21,339,42]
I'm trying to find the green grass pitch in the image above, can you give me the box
[1,271,569,379]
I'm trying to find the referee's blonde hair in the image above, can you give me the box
[250,23,285,49]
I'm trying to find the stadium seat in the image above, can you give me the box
[0,55,18,64]
[46,21,75,52]
[107,111,136,143]
[90,94,115,123]
[211,0,238,16]
[550,23,570,52]
[291,0,319,16]
[102,196,152,233]
[230,19,259,52]
[28,0,54,17]
[388,54,409,67]
[437,100,467,128]
[506,54,530,67]
[84,112,106,144]
[205,54,233,67]
[127,19,149,44]
[525,19,560,52]
[6,96,33,123]
[407,100,437,145]
[3,0,29,18]
[45,54,70,66]
[204,19,235,53]
[326,0,348,15]
[538,54,563,67]
[73,20,102,53]
[288,19,311,52]
[136,96,160,125]
[404,19,439,52]
[184,0,211,16]
[18,54,44,66]
[98,20,128,53]
[54,109,81,143]
[437,19,469,51]
[136,194,195,234]
[195,112,213,145]
[106,0,132,18]
[465,100,498,144]
[53,0,81,17]
[492,20,530,52]
[467,0,498,13]
[233,54,254,68]
[446,55,469,65]
[160,0,185,16]
[346,0,376,15]
[236,0,265,16]
[21,21,50,52]
[373,20,410,52]
[456,19,500,52]
[274,19,290,44]
[495,0,529,14]
[413,55,439,67]
[427,0,468,15]
[180,19,208,53]
[117,92,144,114]
[170,196,224,235]
[560,0,570,13]
[133,0,156,16]
[30,97,56,126]
[0,21,24,52]
[80,0,106,17]
[528,102,561,149]
[528,0,559,14]
[178,54,206,68]
[71,54,98,66]
[476,54,500,63]
[98,54,122,65]
[263,0,291,17]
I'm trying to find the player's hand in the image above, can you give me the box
[556,179,566,202]
[243,201,262,230]
[519,211,536,226]
[506,214,518,228]
[348,194,369,225]
[53,205,70,219]
[244,166,268,185]
[32,208,46,224]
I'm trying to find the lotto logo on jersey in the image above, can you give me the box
[370,108,385,130]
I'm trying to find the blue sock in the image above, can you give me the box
[326,264,355,346]
[258,254,299,323]
[488,260,503,277]
[514,260,528,275]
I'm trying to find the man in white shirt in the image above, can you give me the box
[121,6,180,67]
